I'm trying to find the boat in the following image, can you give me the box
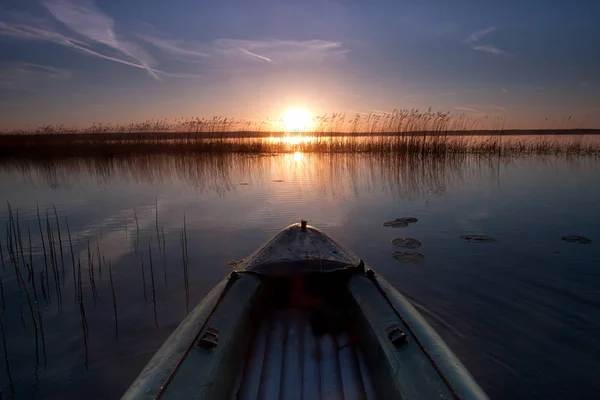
[123,221,489,400]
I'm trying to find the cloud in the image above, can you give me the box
[464,26,496,43]
[137,34,211,61]
[453,107,478,113]
[238,48,273,63]
[41,0,159,79]
[473,45,506,55]
[214,39,348,64]
[464,26,507,55]
[0,62,71,90]
[454,105,506,113]
[501,88,508,93]
[138,33,348,65]
[0,17,162,78]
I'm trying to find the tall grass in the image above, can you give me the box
[0,109,598,158]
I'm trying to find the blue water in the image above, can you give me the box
[0,153,599,399]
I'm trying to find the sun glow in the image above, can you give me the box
[282,108,314,132]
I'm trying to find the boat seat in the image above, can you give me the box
[234,308,377,400]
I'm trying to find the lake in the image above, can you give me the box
[0,151,599,399]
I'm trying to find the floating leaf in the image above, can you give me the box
[461,235,497,243]
[561,235,592,244]
[392,238,422,249]
[395,217,418,224]
[392,251,425,264]
[383,220,408,228]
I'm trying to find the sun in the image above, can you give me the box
[282,108,314,132]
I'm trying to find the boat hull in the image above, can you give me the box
[123,223,488,400]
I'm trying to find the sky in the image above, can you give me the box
[1,0,599,130]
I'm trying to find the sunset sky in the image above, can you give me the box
[1,0,599,130]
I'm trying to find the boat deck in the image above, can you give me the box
[234,308,377,400]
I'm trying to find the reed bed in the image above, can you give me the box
[0,200,194,387]
[0,110,598,158]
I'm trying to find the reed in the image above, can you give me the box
[156,198,161,253]
[65,216,77,301]
[140,260,147,301]
[36,204,50,302]
[148,240,157,329]
[108,261,118,339]
[28,225,46,366]
[182,214,190,313]
[87,239,98,307]
[53,205,66,284]
[13,247,40,365]
[96,242,102,280]
[0,273,4,311]
[6,219,26,330]
[77,256,89,369]
[46,211,62,311]
[0,110,597,159]
[133,208,140,256]
[0,312,14,392]
[0,241,5,273]
[162,226,167,288]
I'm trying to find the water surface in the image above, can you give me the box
[0,152,599,399]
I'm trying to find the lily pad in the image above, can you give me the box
[383,220,409,228]
[561,235,592,244]
[461,235,497,243]
[392,251,425,264]
[395,217,418,224]
[392,238,422,249]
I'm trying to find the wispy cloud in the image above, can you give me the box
[464,26,496,43]
[138,33,348,65]
[238,48,273,63]
[0,15,162,78]
[455,105,506,113]
[464,26,507,56]
[0,62,71,90]
[41,0,159,79]
[473,45,506,55]
[214,39,347,64]
[137,34,211,61]
[453,107,478,113]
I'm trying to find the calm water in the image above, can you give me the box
[0,152,599,399]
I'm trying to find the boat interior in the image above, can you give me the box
[160,269,459,400]
[233,272,377,400]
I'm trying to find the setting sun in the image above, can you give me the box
[282,108,314,132]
